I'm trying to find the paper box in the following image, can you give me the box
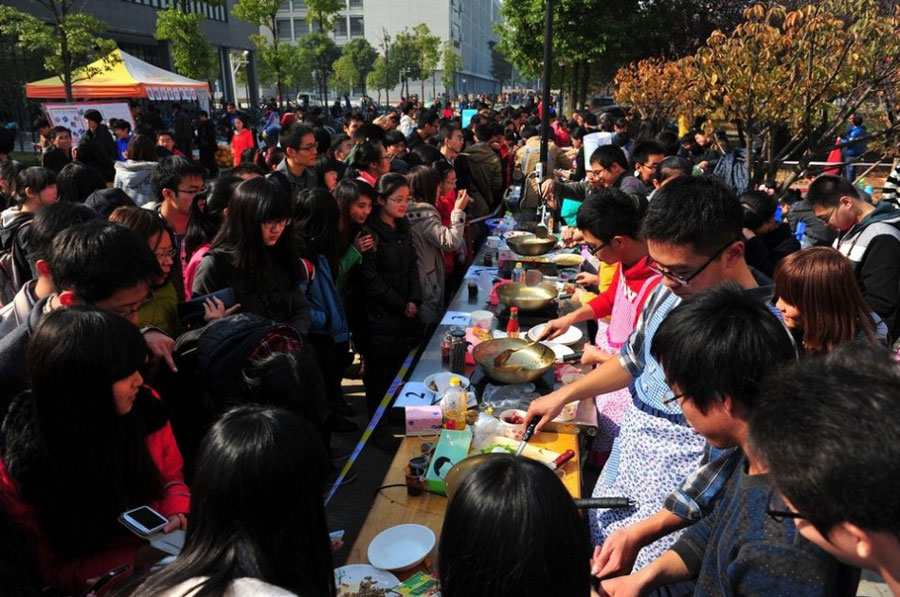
[405,406,443,436]
[425,429,472,495]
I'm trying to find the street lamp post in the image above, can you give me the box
[539,0,553,179]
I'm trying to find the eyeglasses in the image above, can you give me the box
[262,219,290,230]
[639,160,663,171]
[765,490,810,523]
[297,143,317,152]
[662,390,685,406]
[388,197,411,205]
[645,239,737,287]
[177,186,207,196]
[154,249,176,260]
[590,241,607,256]
[816,207,836,225]
[586,168,607,180]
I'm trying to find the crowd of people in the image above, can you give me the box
[0,92,898,597]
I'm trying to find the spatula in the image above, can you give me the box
[492,338,540,368]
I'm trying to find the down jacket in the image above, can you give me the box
[406,201,466,324]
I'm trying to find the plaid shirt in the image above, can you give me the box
[617,276,782,521]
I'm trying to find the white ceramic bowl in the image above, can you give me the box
[497,409,528,441]
[367,524,436,571]
[528,323,583,346]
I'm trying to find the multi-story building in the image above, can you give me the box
[7,0,258,105]
[274,0,502,100]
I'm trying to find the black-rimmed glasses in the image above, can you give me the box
[645,239,737,286]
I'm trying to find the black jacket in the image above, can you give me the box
[192,248,311,336]
[744,223,801,279]
[82,125,117,182]
[357,212,422,350]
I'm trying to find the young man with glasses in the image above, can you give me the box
[806,174,900,341]
[751,346,900,596]
[542,188,661,468]
[598,285,857,595]
[630,140,666,187]
[148,156,206,300]
[526,176,780,570]
[271,122,319,195]
[540,144,647,211]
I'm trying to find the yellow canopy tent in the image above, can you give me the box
[25,49,209,100]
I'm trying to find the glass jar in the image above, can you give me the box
[449,329,468,374]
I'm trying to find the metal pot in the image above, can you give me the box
[472,337,557,384]
[496,282,558,311]
[506,233,559,256]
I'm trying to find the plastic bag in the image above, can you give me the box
[481,383,540,412]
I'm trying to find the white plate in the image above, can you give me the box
[367,524,436,571]
[541,341,573,360]
[528,323,583,346]
[423,372,470,394]
[334,564,399,596]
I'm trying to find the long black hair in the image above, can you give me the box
[334,178,376,254]
[134,406,335,597]
[3,307,163,557]
[184,175,239,260]
[211,177,300,291]
[294,187,339,275]
[438,455,591,597]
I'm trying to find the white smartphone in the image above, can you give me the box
[119,506,169,537]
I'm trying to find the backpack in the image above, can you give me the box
[0,219,32,306]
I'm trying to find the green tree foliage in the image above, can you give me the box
[330,53,357,96]
[305,0,343,31]
[297,31,340,104]
[0,2,119,102]
[155,7,218,82]
[367,55,399,103]
[233,0,288,105]
[390,29,422,98]
[411,24,441,100]
[341,38,378,94]
[440,41,463,97]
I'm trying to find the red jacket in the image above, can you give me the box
[231,128,255,166]
[0,417,190,593]
[588,258,662,323]
[436,191,457,273]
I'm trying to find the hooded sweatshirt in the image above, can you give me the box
[113,160,157,206]
[835,200,900,340]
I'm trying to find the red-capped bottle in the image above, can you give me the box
[507,307,520,338]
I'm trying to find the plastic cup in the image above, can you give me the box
[471,310,494,331]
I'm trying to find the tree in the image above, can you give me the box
[614,56,698,124]
[488,40,513,87]
[390,29,421,99]
[441,41,463,99]
[155,7,218,82]
[330,53,357,97]
[297,31,340,105]
[614,1,900,192]
[341,38,378,95]
[305,0,343,32]
[232,0,287,106]
[411,24,441,101]
[367,55,398,104]
[0,2,119,103]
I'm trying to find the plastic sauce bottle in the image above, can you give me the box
[512,262,525,283]
[443,377,467,430]
[507,306,520,339]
